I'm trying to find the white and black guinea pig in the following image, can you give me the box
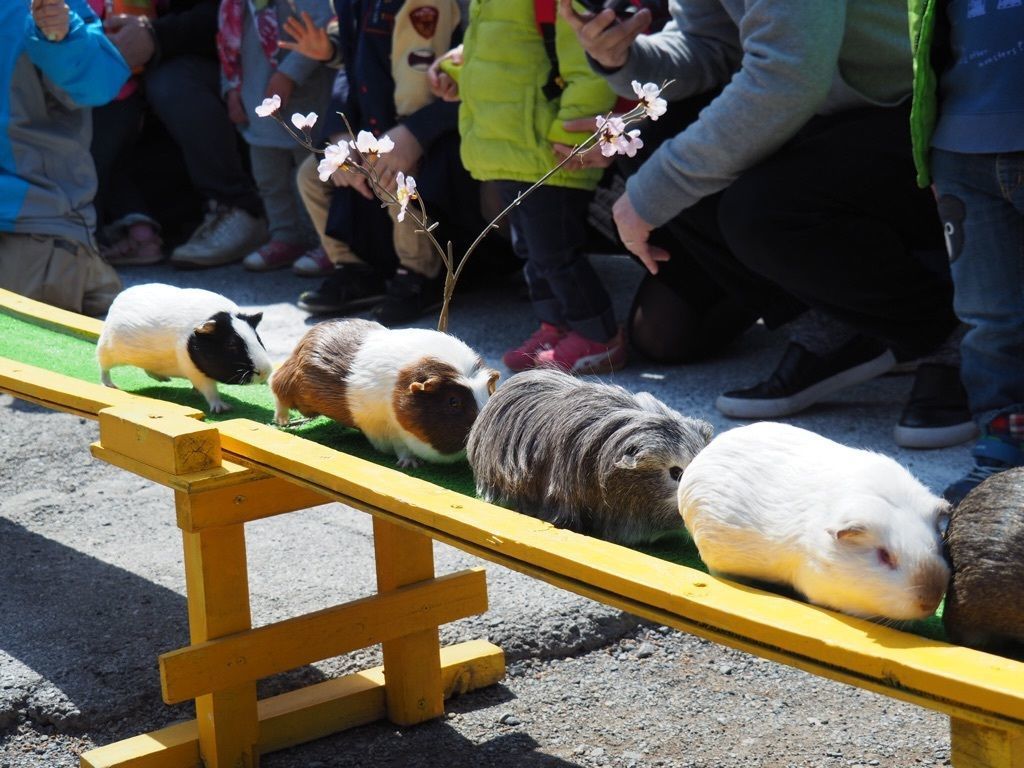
[96,283,272,414]
[270,318,499,467]
[943,467,1024,656]
[467,368,714,546]
[677,422,951,621]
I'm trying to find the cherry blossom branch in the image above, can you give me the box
[254,80,671,333]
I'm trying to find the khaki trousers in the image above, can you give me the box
[0,233,122,316]
[296,153,441,278]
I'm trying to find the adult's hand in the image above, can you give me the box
[427,45,463,102]
[551,115,617,169]
[32,0,69,42]
[280,11,333,61]
[371,124,423,196]
[558,0,649,71]
[105,14,155,69]
[613,192,669,274]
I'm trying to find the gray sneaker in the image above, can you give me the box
[171,203,268,269]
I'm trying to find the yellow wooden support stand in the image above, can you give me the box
[77,404,503,768]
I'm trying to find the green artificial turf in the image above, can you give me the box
[1,310,946,641]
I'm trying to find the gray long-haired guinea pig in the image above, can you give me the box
[97,283,272,413]
[466,368,714,545]
[270,318,500,467]
[943,467,1024,656]
[677,422,951,621]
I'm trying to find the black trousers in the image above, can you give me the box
[656,102,955,362]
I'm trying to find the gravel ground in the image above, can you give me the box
[0,254,967,767]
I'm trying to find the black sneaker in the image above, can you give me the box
[893,364,978,449]
[715,336,896,419]
[296,263,386,315]
[370,268,444,327]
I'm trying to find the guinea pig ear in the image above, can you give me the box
[829,524,869,544]
[487,369,500,395]
[238,311,263,329]
[194,318,219,335]
[409,376,442,394]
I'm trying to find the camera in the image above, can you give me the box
[576,0,655,19]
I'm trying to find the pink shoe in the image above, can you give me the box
[101,221,164,266]
[502,322,567,372]
[242,240,308,272]
[291,245,335,277]
[535,328,628,375]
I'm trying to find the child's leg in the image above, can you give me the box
[388,202,441,279]
[932,149,1024,423]
[249,144,313,246]
[499,182,616,343]
[933,148,1024,502]
[295,153,360,266]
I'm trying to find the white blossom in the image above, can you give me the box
[595,115,644,158]
[353,130,395,156]
[618,128,644,157]
[395,172,417,222]
[291,112,318,131]
[317,141,351,182]
[631,80,667,121]
[255,94,281,118]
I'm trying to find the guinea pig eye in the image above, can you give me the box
[669,466,683,482]
[876,547,898,570]
[448,396,462,410]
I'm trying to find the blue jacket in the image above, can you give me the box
[1,0,129,244]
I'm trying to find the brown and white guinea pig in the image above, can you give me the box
[270,318,499,467]
[466,368,714,546]
[677,422,951,621]
[943,467,1024,656]
[96,283,272,414]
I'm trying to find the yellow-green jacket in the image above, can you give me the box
[446,0,617,190]
[909,0,941,187]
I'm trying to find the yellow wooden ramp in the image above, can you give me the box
[1,289,1022,768]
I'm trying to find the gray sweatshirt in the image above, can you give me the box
[603,0,914,227]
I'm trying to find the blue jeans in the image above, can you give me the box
[496,182,616,343]
[932,148,1024,423]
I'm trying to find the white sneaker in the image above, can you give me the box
[171,203,268,269]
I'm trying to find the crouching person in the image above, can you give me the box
[0,0,129,316]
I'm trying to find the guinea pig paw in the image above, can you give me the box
[396,455,423,469]
[207,400,233,414]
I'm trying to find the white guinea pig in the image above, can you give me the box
[677,422,951,621]
[270,318,499,467]
[96,283,273,413]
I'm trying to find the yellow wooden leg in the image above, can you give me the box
[951,718,1024,768]
[372,517,444,726]
[181,519,259,768]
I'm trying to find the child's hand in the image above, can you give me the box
[32,0,70,42]
[551,116,616,170]
[226,88,247,125]
[371,124,422,194]
[265,71,296,108]
[427,45,463,102]
[280,11,333,61]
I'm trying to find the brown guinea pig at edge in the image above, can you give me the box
[943,467,1024,657]
[270,318,499,467]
